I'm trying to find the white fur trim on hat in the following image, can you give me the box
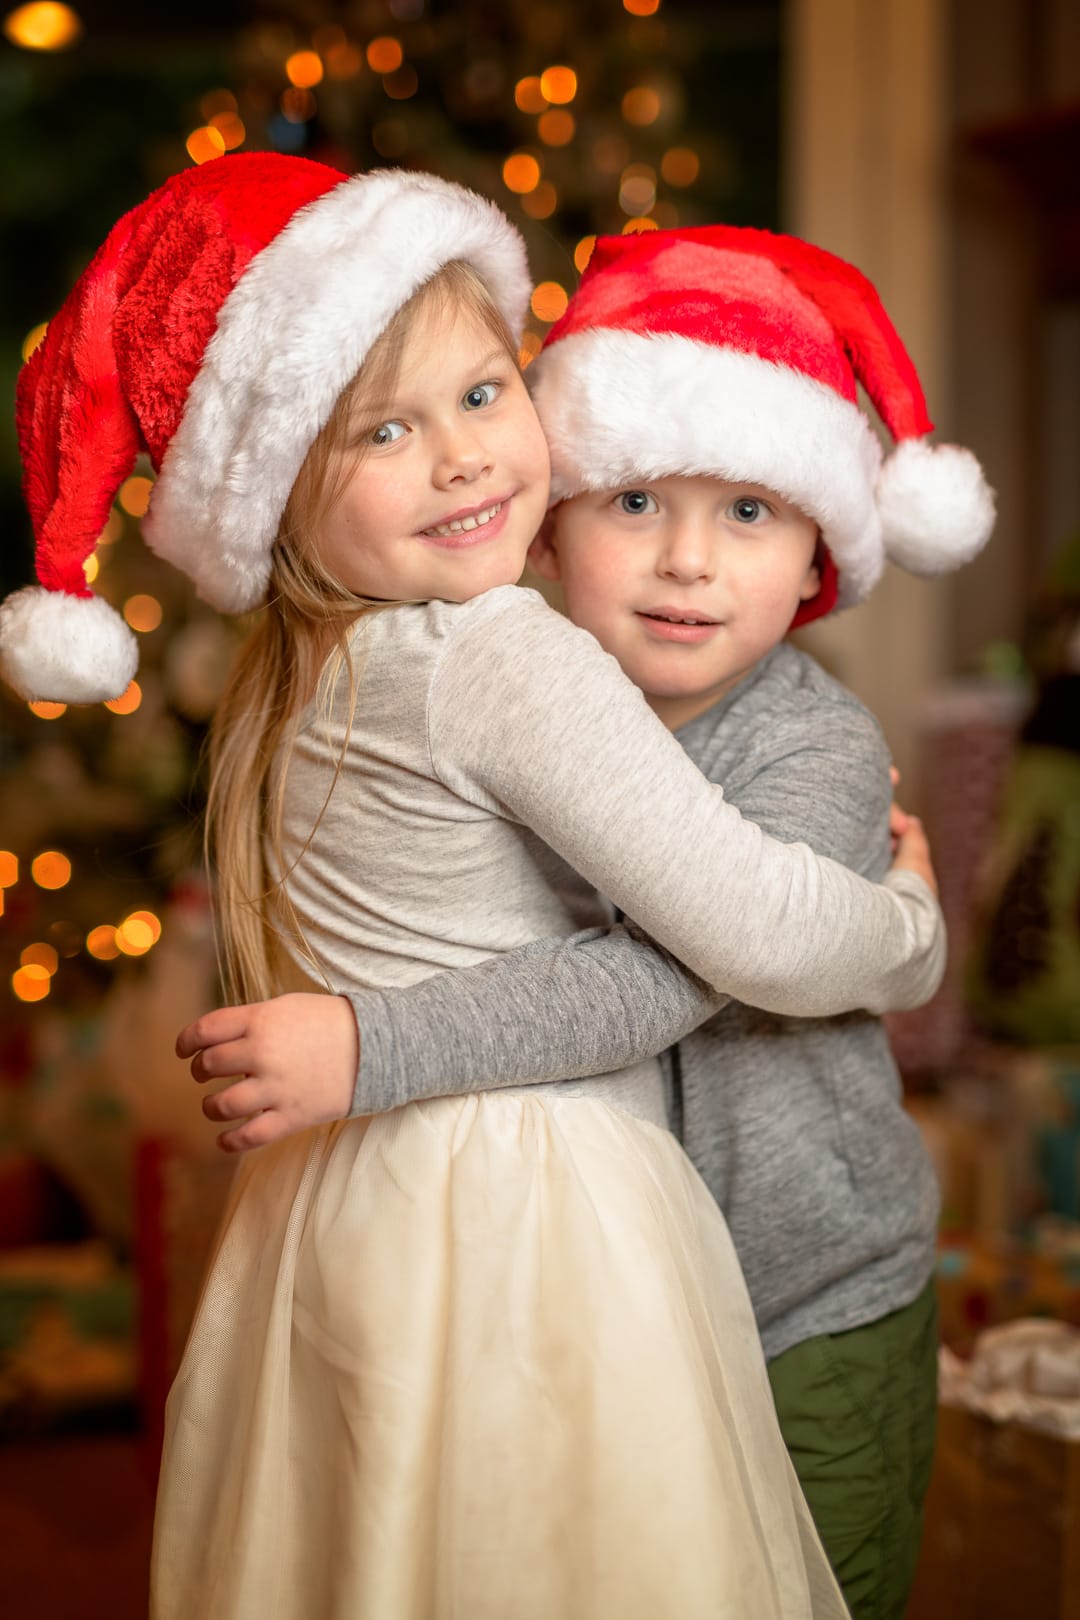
[0,586,138,703]
[878,438,996,575]
[143,169,532,613]
[529,327,886,607]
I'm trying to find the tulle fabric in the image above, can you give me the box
[151,1093,848,1619]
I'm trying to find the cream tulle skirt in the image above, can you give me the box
[150,1093,848,1619]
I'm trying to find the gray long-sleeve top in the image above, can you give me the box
[343,637,942,1359]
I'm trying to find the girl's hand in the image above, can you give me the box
[176,992,359,1153]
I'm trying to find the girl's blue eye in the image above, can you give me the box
[616,490,658,516]
[370,420,407,446]
[730,497,765,524]
[463,382,499,410]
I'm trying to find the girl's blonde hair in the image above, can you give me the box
[206,259,519,1005]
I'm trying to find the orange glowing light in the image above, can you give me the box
[83,553,99,584]
[199,88,237,119]
[518,331,543,368]
[21,322,48,362]
[383,64,418,99]
[539,65,576,105]
[104,681,142,716]
[29,701,66,720]
[530,282,568,324]
[97,510,124,546]
[3,3,82,51]
[210,112,245,150]
[0,852,17,887]
[186,125,227,166]
[21,942,58,975]
[661,146,700,186]
[86,926,120,961]
[502,153,541,194]
[116,915,155,956]
[537,109,574,146]
[522,181,558,220]
[118,475,153,517]
[622,86,661,125]
[326,41,363,78]
[12,965,50,1002]
[514,76,547,114]
[123,594,163,633]
[622,216,659,234]
[623,0,661,15]
[286,49,323,88]
[126,909,163,944]
[366,35,403,74]
[619,163,657,216]
[31,851,71,890]
[574,235,597,274]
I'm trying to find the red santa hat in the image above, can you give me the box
[529,226,995,623]
[0,153,531,703]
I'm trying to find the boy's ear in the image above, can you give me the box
[526,511,562,582]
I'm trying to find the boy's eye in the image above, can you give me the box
[730,496,766,524]
[615,489,658,516]
[463,382,499,410]
[369,420,408,446]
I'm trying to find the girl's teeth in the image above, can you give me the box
[429,503,501,538]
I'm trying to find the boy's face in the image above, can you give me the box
[530,475,821,730]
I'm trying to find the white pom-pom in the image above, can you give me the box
[0,586,139,703]
[878,438,996,576]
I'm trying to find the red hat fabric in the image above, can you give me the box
[1,153,531,702]
[529,226,995,619]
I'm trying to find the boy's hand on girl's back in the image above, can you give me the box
[176,993,358,1152]
[888,812,938,899]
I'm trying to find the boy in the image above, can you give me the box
[184,226,994,1618]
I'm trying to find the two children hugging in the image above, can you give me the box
[0,154,994,1620]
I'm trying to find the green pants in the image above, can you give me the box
[767,1280,938,1620]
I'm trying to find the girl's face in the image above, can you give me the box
[317,304,550,603]
[529,475,821,730]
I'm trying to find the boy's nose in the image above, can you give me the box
[657,524,716,583]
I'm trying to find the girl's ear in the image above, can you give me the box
[526,511,562,581]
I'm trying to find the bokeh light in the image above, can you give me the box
[366,36,403,73]
[518,331,543,368]
[325,41,363,78]
[186,125,226,165]
[539,65,577,105]
[574,236,597,274]
[522,181,558,219]
[531,282,569,324]
[21,942,58,975]
[199,88,237,119]
[86,926,120,961]
[115,914,156,956]
[0,852,19,887]
[31,851,71,890]
[12,965,50,1002]
[286,50,323,88]
[97,510,124,546]
[661,146,700,186]
[619,163,657,216]
[383,64,418,99]
[126,909,162,944]
[538,109,574,146]
[3,3,82,51]
[622,216,660,233]
[104,681,142,716]
[281,87,316,122]
[502,152,541,194]
[83,553,99,584]
[210,112,245,150]
[118,476,153,517]
[123,595,163,633]
[29,701,66,720]
[514,76,547,114]
[21,322,48,362]
[623,0,661,14]
[622,86,661,125]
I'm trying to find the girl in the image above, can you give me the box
[0,155,942,1619]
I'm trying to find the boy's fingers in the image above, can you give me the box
[176,1006,251,1059]
[216,1111,280,1155]
[202,1079,265,1122]
[190,1039,252,1084]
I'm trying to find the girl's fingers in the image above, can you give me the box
[190,1039,253,1084]
[202,1079,266,1122]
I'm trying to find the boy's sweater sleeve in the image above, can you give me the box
[345,592,944,1116]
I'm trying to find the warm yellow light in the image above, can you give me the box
[622,86,661,125]
[3,3,82,51]
[574,236,597,274]
[126,909,162,944]
[118,476,153,517]
[514,76,547,114]
[97,509,124,546]
[281,87,315,122]
[537,109,574,146]
[366,35,403,73]
[326,41,363,78]
[21,942,58,975]
[502,152,541,195]
[13,966,50,1002]
[21,322,48,362]
[209,111,245,150]
[383,64,418,99]
[29,700,67,720]
[31,850,71,890]
[619,162,657,216]
[661,146,700,186]
[622,216,659,234]
[522,181,558,220]
[104,680,142,716]
[530,282,568,324]
[86,925,120,961]
[0,852,18,887]
[83,553,99,584]
[623,0,661,14]
[116,915,155,956]
[123,594,163,633]
[518,331,543,368]
[186,125,227,166]
[286,49,323,88]
[539,65,576,105]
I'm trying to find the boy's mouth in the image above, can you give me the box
[638,608,721,626]
[637,607,723,645]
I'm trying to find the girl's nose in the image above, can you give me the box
[433,419,493,487]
